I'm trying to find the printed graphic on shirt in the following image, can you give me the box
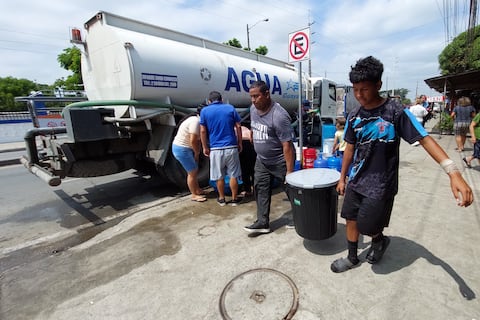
[352,116,396,144]
[251,121,269,142]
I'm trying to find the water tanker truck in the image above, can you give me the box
[21,11,337,188]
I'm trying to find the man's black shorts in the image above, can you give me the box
[341,189,395,235]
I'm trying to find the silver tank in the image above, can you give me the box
[81,11,302,109]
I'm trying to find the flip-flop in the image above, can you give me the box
[463,158,472,168]
[366,236,390,264]
[330,257,360,273]
[191,197,207,202]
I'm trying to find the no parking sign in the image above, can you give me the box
[288,28,310,63]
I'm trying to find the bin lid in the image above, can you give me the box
[286,168,340,189]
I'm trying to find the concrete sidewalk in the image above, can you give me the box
[1,119,480,319]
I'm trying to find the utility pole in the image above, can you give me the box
[307,18,315,79]
[391,57,398,96]
[246,18,269,51]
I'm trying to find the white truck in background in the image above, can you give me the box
[335,84,361,118]
[22,11,338,188]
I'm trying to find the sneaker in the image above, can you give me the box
[243,221,270,233]
[285,220,295,229]
[366,236,390,264]
[217,198,226,207]
[229,198,241,206]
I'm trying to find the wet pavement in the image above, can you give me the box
[0,119,479,319]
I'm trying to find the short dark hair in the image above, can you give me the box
[249,80,269,94]
[208,91,222,102]
[349,56,383,84]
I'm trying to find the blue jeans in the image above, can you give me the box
[254,159,287,225]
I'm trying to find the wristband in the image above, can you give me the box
[440,159,459,174]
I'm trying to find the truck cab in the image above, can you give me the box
[311,78,338,124]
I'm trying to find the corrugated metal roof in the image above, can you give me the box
[424,69,480,93]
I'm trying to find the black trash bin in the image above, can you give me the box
[285,168,340,240]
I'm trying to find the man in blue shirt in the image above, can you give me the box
[200,91,243,206]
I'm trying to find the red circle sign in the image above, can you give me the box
[289,31,309,61]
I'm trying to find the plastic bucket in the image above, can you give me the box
[209,175,243,196]
[285,168,340,240]
[322,138,335,155]
[303,148,317,169]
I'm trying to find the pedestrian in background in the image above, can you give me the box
[244,80,295,234]
[419,94,434,125]
[451,96,476,152]
[172,105,206,202]
[331,56,473,273]
[409,97,428,127]
[332,117,346,156]
[200,91,243,206]
[463,111,480,168]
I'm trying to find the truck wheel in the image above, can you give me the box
[196,154,210,188]
[68,154,136,177]
[163,152,210,190]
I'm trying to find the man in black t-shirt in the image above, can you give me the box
[331,56,473,273]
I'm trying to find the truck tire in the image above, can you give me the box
[68,154,136,177]
[163,151,210,190]
[196,154,210,187]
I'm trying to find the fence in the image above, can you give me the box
[0,111,32,124]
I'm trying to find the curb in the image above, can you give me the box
[0,159,21,167]
[0,147,25,153]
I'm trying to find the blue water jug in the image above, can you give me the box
[209,175,243,195]
[294,160,301,171]
[327,156,342,172]
[313,155,329,168]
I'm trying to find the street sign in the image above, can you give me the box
[288,28,310,63]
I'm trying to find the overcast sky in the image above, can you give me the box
[0,0,473,100]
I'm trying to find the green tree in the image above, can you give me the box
[55,46,83,90]
[254,45,268,55]
[438,25,480,75]
[0,77,37,111]
[224,38,242,49]
[224,38,268,55]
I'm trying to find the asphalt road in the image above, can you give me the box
[1,124,479,319]
[0,164,184,272]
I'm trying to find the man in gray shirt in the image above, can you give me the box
[244,81,295,233]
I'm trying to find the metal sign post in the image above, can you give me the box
[288,28,310,166]
[297,62,303,159]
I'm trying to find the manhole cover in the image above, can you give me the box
[219,268,299,319]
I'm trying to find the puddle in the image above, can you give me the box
[0,216,181,319]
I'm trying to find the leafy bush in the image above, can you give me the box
[437,112,454,134]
